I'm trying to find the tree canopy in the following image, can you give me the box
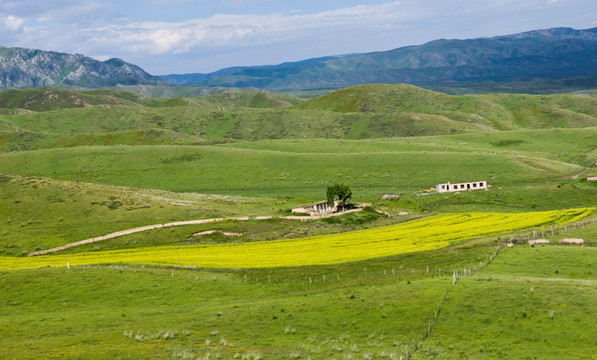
[327,183,352,210]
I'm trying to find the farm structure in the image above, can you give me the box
[292,200,338,216]
[436,181,488,193]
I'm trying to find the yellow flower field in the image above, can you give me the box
[0,208,592,270]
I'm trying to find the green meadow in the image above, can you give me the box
[1,84,596,359]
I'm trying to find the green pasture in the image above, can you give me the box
[416,245,597,360]
[0,142,587,198]
[225,128,597,166]
[0,241,497,360]
[1,235,596,359]
[0,175,285,256]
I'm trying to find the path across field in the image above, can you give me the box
[27,208,366,257]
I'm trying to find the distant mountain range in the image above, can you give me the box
[1,27,597,94]
[0,46,165,89]
[161,27,597,94]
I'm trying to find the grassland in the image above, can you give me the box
[1,227,596,359]
[1,84,597,153]
[416,245,597,360]
[0,84,596,359]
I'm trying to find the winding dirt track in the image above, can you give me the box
[28,209,366,257]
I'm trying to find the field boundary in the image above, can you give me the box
[402,243,503,359]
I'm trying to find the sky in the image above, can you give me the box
[0,0,596,75]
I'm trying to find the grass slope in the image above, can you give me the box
[295,84,597,130]
[0,144,581,197]
[1,232,595,359]
[416,245,597,360]
[1,128,594,201]
[0,241,497,359]
[0,175,282,257]
[1,85,597,152]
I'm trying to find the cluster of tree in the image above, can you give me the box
[327,182,352,211]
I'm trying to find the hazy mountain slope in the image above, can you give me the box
[0,87,301,113]
[0,87,218,112]
[160,55,344,85]
[173,27,597,93]
[0,46,166,89]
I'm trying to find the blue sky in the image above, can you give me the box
[1,0,596,75]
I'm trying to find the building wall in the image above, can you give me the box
[292,200,338,216]
[436,181,487,193]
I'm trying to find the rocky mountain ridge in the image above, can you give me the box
[0,47,165,89]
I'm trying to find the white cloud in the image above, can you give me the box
[2,15,25,31]
[73,2,413,56]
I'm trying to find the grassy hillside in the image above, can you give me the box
[1,85,597,153]
[417,245,597,359]
[1,226,595,359]
[0,174,287,256]
[201,91,303,108]
[0,87,301,112]
[0,106,484,151]
[0,142,585,197]
[295,84,597,130]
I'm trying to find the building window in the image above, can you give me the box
[473,183,477,188]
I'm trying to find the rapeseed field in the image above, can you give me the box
[0,208,592,270]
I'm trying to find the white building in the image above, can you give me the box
[436,181,488,193]
[292,200,338,216]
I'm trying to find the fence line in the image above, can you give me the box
[400,242,503,359]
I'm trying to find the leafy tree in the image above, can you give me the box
[327,182,352,211]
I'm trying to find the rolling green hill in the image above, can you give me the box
[1,85,597,153]
[295,84,597,130]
